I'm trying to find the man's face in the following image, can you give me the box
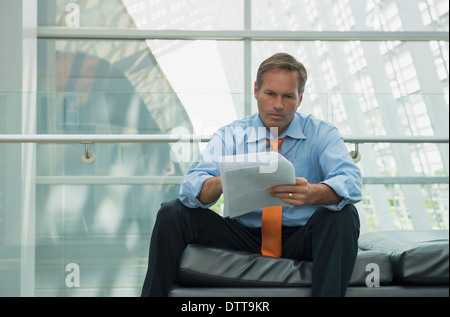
[254,69,303,136]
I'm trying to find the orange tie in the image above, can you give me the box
[261,137,285,257]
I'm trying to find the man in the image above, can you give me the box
[141,52,362,297]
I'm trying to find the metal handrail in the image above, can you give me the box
[35,175,448,185]
[37,27,449,42]
[0,134,448,144]
[2,134,447,183]
[0,134,211,143]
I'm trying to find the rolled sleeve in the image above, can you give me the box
[317,127,362,211]
[178,132,224,209]
[179,171,216,208]
[321,171,362,211]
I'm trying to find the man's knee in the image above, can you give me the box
[315,204,360,236]
[335,204,360,242]
[339,204,360,224]
[159,199,183,213]
[155,199,185,225]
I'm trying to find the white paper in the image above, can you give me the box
[219,152,295,218]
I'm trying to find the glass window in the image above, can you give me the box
[35,184,173,296]
[38,0,244,30]
[251,0,449,31]
[0,0,447,297]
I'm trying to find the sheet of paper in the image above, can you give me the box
[219,152,295,218]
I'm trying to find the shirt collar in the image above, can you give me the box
[281,113,306,140]
[246,113,306,142]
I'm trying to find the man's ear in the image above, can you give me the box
[254,81,259,99]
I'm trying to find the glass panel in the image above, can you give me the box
[37,36,204,176]
[359,183,449,232]
[124,0,244,30]
[146,40,244,129]
[37,39,178,95]
[251,0,449,31]
[37,38,245,130]
[38,0,448,31]
[35,184,173,296]
[252,41,449,95]
[38,0,245,30]
[252,41,449,138]
[38,0,135,28]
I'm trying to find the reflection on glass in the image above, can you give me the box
[251,0,449,31]
[0,0,444,297]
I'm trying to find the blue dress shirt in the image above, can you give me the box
[179,112,362,227]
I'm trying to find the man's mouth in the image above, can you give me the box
[269,113,283,119]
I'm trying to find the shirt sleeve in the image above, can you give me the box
[317,126,362,211]
[178,132,224,209]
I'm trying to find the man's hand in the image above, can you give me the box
[267,177,342,207]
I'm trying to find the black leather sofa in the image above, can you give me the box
[169,230,449,297]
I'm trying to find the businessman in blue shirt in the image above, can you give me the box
[141,52,362,297]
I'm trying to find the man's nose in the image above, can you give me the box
[273,96,284,110]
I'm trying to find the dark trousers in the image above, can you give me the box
[141,199,360,297]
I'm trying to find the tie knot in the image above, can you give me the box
[266,137,285,153]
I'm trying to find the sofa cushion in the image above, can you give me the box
[178,244,392,287]
[178,245,311,287]
[348,250,393,286]
[358,230,449,284]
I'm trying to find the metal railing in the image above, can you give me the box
[1,134,448,185]
[37,27,449,42]
[1,133,448,143]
